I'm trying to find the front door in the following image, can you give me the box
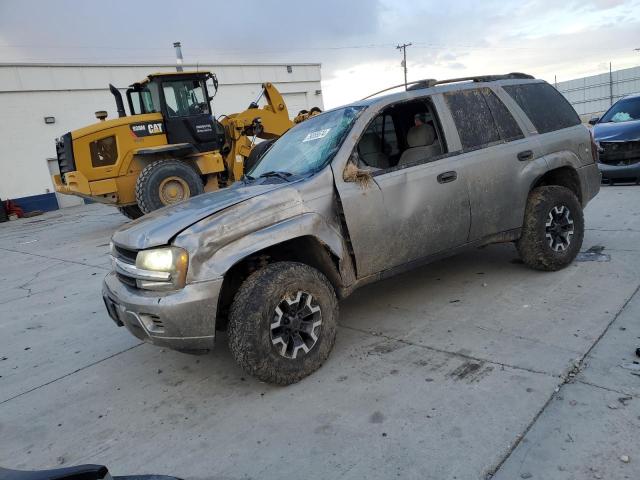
[161,78,221,152]
[333,98,471,278]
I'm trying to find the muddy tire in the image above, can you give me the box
[517,186,584,271]
[227,261,338,385]
[135,159,204,213]
[244,139,275,173]
[117,204,144,220]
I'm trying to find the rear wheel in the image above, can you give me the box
[517,186,584,271]
[227,262,338,385]
[135,159,204,213]
[117,204,144,220]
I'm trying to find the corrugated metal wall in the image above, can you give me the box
[556,66,640,117]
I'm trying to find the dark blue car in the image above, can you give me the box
[590,93,640,184]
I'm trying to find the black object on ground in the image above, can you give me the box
[0,464,183,480]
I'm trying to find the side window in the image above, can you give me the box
[357,116,395,170]
[369,115,399,155]
[163,86,179,114]
[356,98,446,171]
[502,82,580,134]
[483,89,524,141]
[444,89,501,150]
[162,80,210,117]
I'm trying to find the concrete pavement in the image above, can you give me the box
[0,186,639,479]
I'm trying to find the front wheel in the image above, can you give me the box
[227,262,338,385]
[135,159,204,213]
[517,185,584,271]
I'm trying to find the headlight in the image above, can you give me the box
[135,247,188,291]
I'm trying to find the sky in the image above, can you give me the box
[1,0,639,108]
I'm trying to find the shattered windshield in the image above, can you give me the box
[600,97,640,123]
[248,105,365,179]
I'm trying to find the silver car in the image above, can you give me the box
[103,73,601,384]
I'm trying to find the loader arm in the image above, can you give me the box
[220,83,295,182]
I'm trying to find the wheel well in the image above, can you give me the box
[215,236,342,331]
[532,167,582,203]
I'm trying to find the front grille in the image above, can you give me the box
[56,132,76,178]
[113,244,139,288]
[599,141,640,166]
[114,244,138,264]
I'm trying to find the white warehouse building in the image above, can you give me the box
[0,62,323,212]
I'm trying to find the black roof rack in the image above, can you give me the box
[362,73,535,100]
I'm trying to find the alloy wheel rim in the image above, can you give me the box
[545,205,574,252]
[159,176,190,205]
[270,291,322,359]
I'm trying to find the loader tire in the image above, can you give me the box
[517,186,584,271]
[244,139,275,173]
[135,159,204,213]
[227,261,338,385]
[117,204,144,220]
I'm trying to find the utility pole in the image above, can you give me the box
[609,62,613,106]
[396,42,412,90]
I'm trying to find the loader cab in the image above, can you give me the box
[125,71,225,152]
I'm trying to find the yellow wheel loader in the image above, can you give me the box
[52,71,315,219]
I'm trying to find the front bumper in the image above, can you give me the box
[102,272,223,353]
[598,161,640,183]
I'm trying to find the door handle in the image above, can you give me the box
[517,150,534,161]
[437,171,457,184]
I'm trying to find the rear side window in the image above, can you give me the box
[483,89,524,141]
[502,82,580,133]
[444,89,501,150]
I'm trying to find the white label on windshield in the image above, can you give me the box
[303,128,331,142]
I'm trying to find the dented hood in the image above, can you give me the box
[112,182,288,250]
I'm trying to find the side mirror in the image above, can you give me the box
[588,116,599,126]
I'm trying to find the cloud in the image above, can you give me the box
[1,0,639,107]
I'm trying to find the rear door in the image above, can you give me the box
[440,87,543,240]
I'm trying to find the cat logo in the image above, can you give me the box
[130,121,164,137]
[147,123,163,134]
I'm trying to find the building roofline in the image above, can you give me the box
[555,65,640,85]
[0,61,322,68]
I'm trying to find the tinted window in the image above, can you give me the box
[483,89,524,141]
[503,82,580,133]
[444,89,501,150]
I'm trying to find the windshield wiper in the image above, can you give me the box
[258,171,293,182]
[241,173,255,184]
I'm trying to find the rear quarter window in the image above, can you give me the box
[502,82,580,134]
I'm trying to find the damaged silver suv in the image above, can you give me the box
[103,73,601,384]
